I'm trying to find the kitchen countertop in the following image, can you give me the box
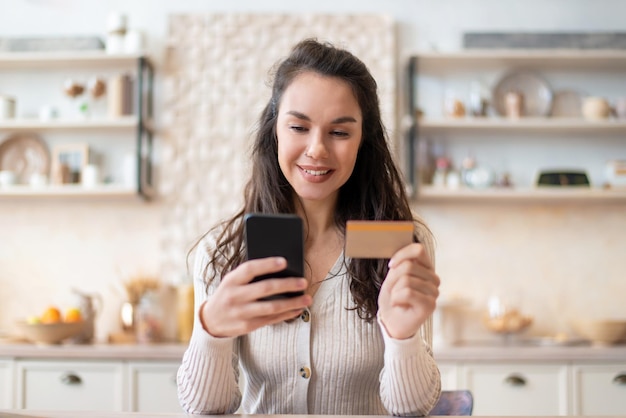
[0,342,186,360]
[0,341,625,362]
[434,342,626,362]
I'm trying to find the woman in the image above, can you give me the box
[177,38,441,415]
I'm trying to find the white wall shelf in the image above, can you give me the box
[417,117,626,133]
[0,52,144,70]
[0,184,137,198]
[417,186,626,203]
[406,50,626,201]
[0,52,154,199]
[413,49,626,71]
[0,116,138,131]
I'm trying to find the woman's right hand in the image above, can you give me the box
[200,257,312,338]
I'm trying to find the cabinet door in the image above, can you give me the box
[461,362,569,416]
[16,360,124,411]
[0,359,14,408]
[127,361,181,413]
[438,361,459,390]
[572,363,626,415]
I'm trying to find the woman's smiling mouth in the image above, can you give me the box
[299,165,333,180]
[303,168,331,176]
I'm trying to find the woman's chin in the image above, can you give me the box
[294,189,338,205]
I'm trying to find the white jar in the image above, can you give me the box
[106,12,128,54]
[122,153,137,188]
[124,29,144,54]
[82,164,100,188]
[0,95,16,120]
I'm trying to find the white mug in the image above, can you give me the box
[0,170,17,187]
[82,164,100,188]
[124,30,144,54]
[39,105,59,121]
[29,173,48,187]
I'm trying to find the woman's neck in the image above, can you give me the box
[295,196,339,244]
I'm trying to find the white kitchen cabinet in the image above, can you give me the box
[406,50,626,202]
[438,362,459,391]
[15,359,125,411]
[126,361,181,413]
[571,362,626,415]
[459,362,569,416]
[0,51,155,200]
[0,359,14,408]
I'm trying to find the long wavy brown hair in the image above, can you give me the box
[191,38,430,321]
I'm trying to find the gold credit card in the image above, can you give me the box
[345,220,414,259]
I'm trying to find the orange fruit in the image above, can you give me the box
[41,306,62,324]
[64,307,83,323]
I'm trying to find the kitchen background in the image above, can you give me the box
[1,0,625,345]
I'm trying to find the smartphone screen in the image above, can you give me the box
[244,213,304,299]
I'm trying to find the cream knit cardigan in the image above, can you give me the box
[177,232,440,415]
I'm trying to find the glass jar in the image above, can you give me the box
[135,290,164,343]
[468,81,489,117]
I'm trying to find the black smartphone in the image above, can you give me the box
[244,213,305,300]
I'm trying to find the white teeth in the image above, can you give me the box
[303,169,330,176]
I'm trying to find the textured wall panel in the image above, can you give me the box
[162,13,396,283]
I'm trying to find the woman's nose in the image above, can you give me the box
[305,132,329,159]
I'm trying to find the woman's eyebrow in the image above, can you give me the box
[285,110,357,124]
[332,116,358,124]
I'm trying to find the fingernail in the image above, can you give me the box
[276,257,286,265]
[299,278,308,288]
[388,259,395,268]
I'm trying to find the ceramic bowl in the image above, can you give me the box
[582,96,611,120]
[484,310,533,335]
[572,319,626,346]
[15,320,84,345]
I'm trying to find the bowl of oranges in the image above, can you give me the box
[16,306,84,345]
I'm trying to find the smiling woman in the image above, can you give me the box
[276,72,362,204]
[177,38,440,416]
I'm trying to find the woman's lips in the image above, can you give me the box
[298,165,333,182]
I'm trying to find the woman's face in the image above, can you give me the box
[276,72,363,206]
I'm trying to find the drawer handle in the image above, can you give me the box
[613,373,626,386]
[504,374,527,387]
[60,373,82,385]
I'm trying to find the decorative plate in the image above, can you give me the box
[492,71,553,117]
[0,133,50,184]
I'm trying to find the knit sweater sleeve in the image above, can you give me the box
[177,238,241,414]
[378,316,441,416]
[378,219,441,416]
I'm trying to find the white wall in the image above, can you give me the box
[1,0,626,343]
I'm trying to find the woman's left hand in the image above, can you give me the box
[378,243,440,340]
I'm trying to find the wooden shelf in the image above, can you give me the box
[0,51,146,70]
[416,186,626,203]
[0,116,138,131]
[412,49,626,71]
[0,184,137,198]
[417,117,626,133]
[0,53,154,200]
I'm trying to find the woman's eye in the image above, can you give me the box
[289,125,308,133]
[331,130,349,137]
